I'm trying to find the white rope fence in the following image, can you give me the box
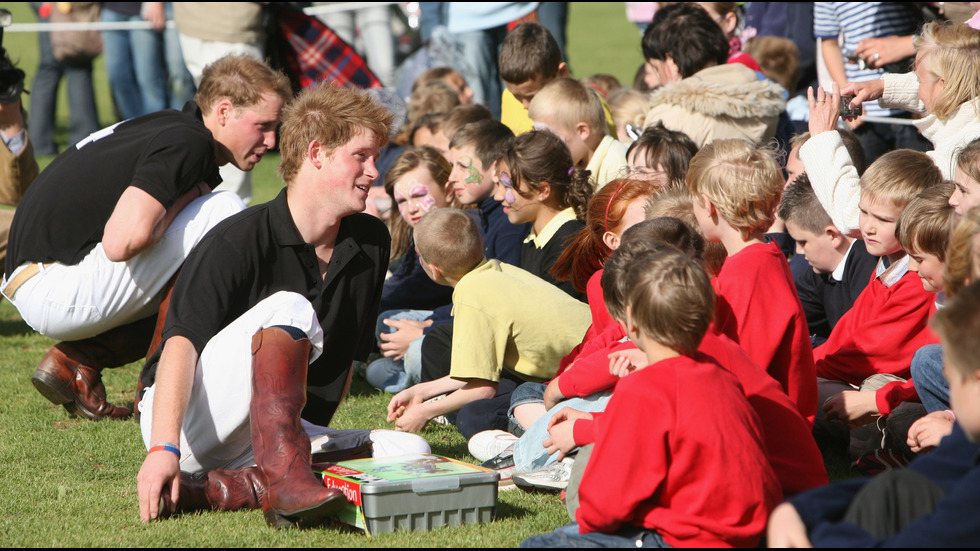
[4,2,401,33]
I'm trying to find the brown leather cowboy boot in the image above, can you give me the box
[31,316,155,420]
[168,467,267,514]
[249,326,348,529]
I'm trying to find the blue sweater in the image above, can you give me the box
[790,423,980,546]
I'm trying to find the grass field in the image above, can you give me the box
[0,3,847,547]
[0,3,641,547]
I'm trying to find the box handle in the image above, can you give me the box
[411,476,461,494]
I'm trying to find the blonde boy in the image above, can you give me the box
[528,78,628,190]
[524,250,779,547]
[687,139,816,423]
[386,209,590,435]
[816,150,943,425]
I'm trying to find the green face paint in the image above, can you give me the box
[463,157,482,185]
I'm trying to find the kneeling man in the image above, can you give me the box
[136,84,429,527]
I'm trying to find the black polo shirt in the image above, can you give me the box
[5,103,221,278]
[140,188,390,426]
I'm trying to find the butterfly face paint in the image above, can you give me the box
[499,171,517,204]
[393,165,451,227]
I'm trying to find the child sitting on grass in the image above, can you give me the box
[386,209,590,438]
[687,139,816,423]
[522,248,780,548]
[813,150,944,428]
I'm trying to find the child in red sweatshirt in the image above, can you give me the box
[522,249,780,548]
[814,151,944,424]
[687,139,816,424]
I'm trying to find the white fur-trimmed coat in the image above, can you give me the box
[643,63,787,148]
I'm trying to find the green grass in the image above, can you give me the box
[0,3,849,546]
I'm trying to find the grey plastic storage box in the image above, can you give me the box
[317,454,499,536]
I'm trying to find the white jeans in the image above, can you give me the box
[2,191,246,342]
[139,291,429,473]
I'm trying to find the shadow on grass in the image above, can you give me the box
[494,498,534,521]
[0,316,36,337]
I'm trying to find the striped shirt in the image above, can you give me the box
[813,2,919,117]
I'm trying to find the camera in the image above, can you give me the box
[839,95,862,118]
[0,8,25,105]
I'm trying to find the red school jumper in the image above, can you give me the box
[574,354,781,548]
[711,241,817,425]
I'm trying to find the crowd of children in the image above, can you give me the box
[349,4,980,547]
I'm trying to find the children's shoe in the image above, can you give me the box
[481,448,517,490]
[512,458,574,491]
[422,394,451,425]
[468,429,518,462]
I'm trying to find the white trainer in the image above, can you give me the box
[512,457,574,491]
[467,429,518,462]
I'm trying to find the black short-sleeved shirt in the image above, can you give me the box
[5,103,221,279]
[139,189,391,427]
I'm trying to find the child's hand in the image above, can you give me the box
[393,401,430,433]
[608,348,647,378]
[547,407,593,431]
[822,389,879,427]
[766,502,813,548]
[907,410,956,453]
[386,387,421,422]
[542,377,565,411]
[543,417,581,460]
[378,318,432,360]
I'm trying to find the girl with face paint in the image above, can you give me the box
[366,146,459,395]
[492,131,595,300]
[384,146,457,262]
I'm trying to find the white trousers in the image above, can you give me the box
[139,291,429,473]
[2,191,246,342]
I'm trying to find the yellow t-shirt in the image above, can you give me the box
[450,259,592,382]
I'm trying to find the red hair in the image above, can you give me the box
[551,178,662,293]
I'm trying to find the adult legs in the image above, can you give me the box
[101,8,144,120]
[28,3,63,156]
[7,192,245,419]
[162,3,196,109]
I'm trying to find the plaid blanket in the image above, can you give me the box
[267,3,381,90]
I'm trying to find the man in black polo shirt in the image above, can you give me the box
[0,55,292,422]
[136,84,429,527]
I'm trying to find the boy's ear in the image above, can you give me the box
[700,193,717,217]
[623,305,640,341]
[556,62,569,78]
[576,122,592,143]
[824,225,846,248]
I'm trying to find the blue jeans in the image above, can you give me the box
[364,309,432,393]
[102,3,194,119]
[521,522,671,548]
[911,344,948,412]
[510,389,612,473]
[28,1,100,153]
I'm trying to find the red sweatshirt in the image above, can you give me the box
[712,241,817,424]
[575,354,781,547]
[553,269,620,378]
[813,267,939,386]
[569,332,827,496]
